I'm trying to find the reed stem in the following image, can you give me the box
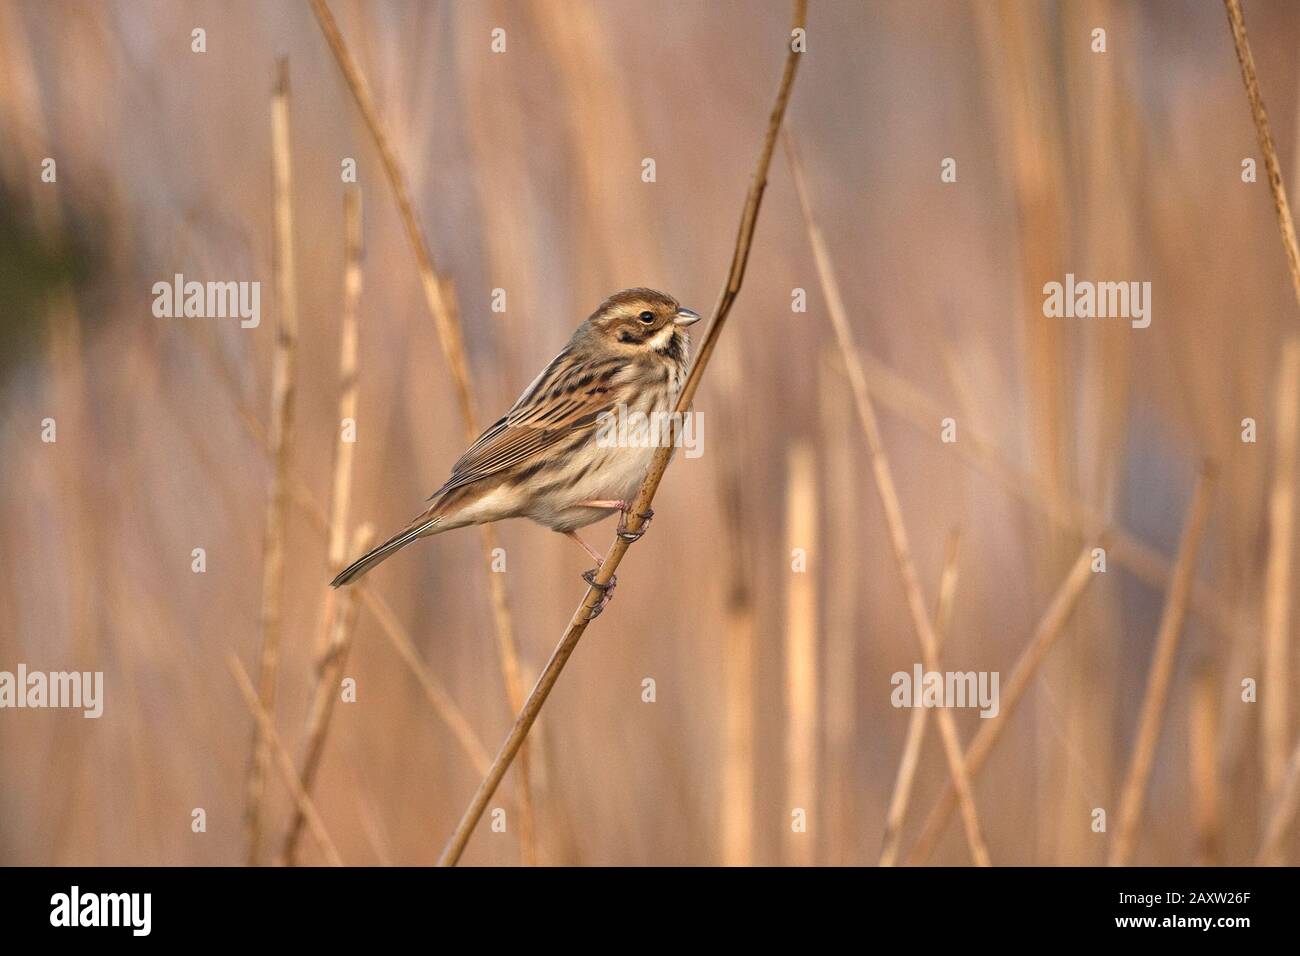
[435,0,809,867]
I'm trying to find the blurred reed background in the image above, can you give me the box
[2,0,1299,866]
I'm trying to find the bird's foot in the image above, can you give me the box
[581,568,617,618]
[616,507,654,543]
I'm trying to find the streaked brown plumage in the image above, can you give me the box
[330,288,699,588]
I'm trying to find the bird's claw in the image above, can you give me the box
[616,507,654,543]
[581,568,617,618]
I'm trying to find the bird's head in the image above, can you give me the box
[584,288,700,357]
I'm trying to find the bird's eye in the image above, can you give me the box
[638,310,655,323]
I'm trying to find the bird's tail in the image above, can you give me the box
[330,513,443,588]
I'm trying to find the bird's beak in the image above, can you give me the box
[674,307,702,326]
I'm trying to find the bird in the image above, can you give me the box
[330,288,700,612]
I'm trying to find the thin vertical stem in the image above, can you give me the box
[312,188,365,661]
[1257,737,1300,864]
[1110,467,1215,866]
[1262,339,1300,835]
[282,523,376,864]
[245,58,300,866]
[716,345,755,867]
[783,443,818,866]
[283,190,367,864]
[1189,662,1220,867]
[230,657,344,867]
[1223,0,1300,308]
[907,543,1102,865]
[820,352,859,864]
[307,0,537,864]
[197,357,498,779]
[435,0,809,867]
[1221,10,1300,849]
[880,530,960,866]
[785,130,990,866]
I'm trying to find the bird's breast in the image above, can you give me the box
[528,372,683,530]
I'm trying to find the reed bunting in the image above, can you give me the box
[330,288,700,609]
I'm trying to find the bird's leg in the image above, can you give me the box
[574,499,655,542]
[561,529,605,564]
[561,530,617,618]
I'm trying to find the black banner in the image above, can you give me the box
[0,866,1279,942]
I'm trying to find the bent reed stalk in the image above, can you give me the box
[435,0,810,867]
[307,0,537,864]
[245,58,301,866]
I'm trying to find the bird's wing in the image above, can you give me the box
[429,350,633,498]
[505,348,631,429]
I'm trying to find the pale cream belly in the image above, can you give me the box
[528,437,659,532]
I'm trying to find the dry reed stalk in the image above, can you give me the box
[435,0,809,866]
[305,0,476,431]
[449,66,576,847]
[229,656,344,867]
[783,443,818,866]
[1223,0,1300,307]
[313,188,365,661]
[820,352,858,864]
[338,718,399,865]
[1058,0,1137,866]
[281,522,376,865]
[844,347,1237,643]
[198,359,496,777]
[442,278,538,863]
[978,0,1071,863]
[282,192,365,864]
[534,0,665,289]
[720,577,756,867]
[1257,736,1300,864]
[307,0,537,864]
[1223,0,1300,863]
[1262,339,1300,831]
[907,542,1102,864]
[974,0,1068,538]
[351,784,396,866]
[1190,662,1220,866]
[784,130,990,866]
[1110,467,1215,866]
[715,345,755,867]
[1064,0,1137,508]
[356,586,493,775]
[879,529,960,867]
[245,58,300,866]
